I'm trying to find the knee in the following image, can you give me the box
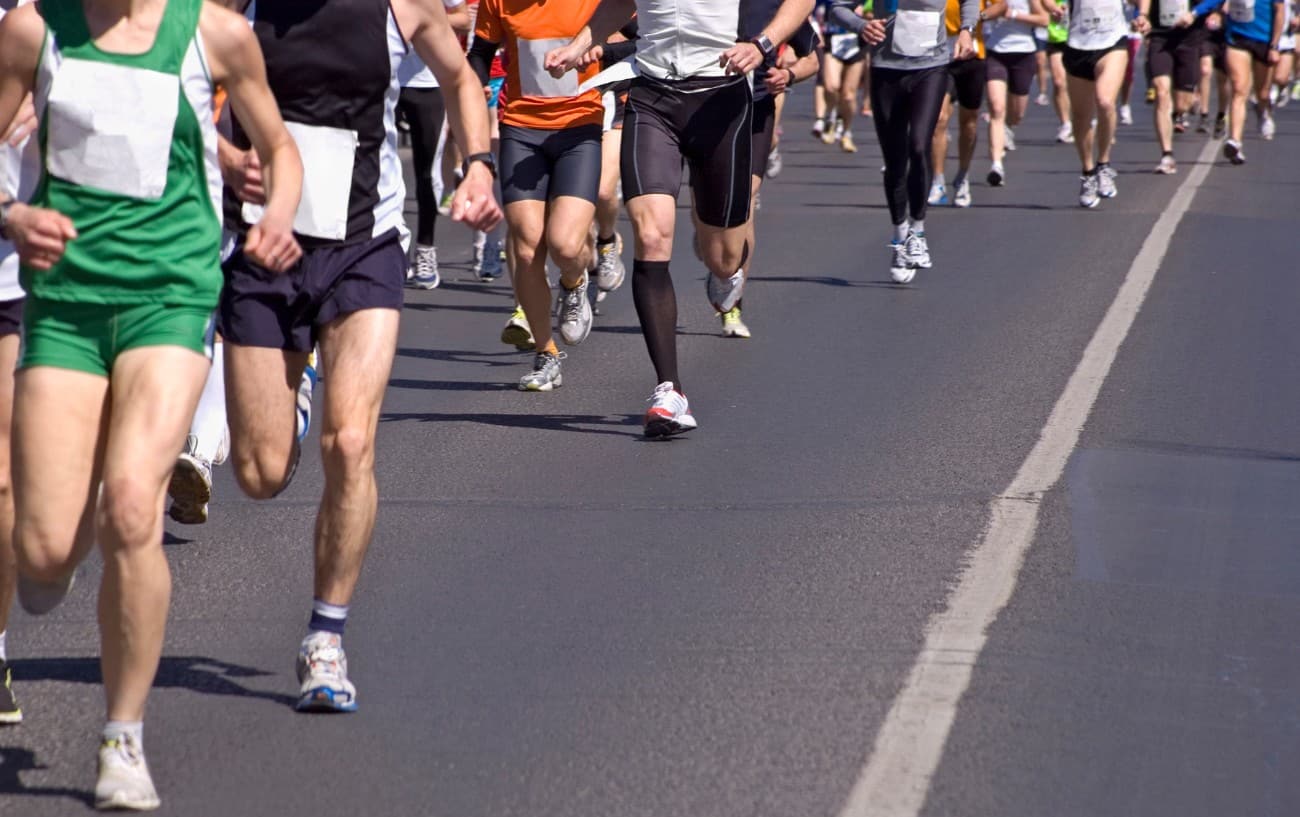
[15,521,74,581]
[320,424,374,482]
[631,220,672,260]
[549,230,590,268]
[907,136,930,162]
[98,477,161,551]
[1095,96,1117,115]
[231,442,294,500]
[511,238,541,271]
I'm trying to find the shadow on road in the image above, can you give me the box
[388,378,513,393]
[9,656,296,708]
[0,746,94,808]
[395,347,524,367]
[381,411,641,437]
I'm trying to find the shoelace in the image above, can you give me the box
[416,251,437,277]
[904,233,926,258]
[561,285,586,323]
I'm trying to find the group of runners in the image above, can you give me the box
[0,0,1292,810]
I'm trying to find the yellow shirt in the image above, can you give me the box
[945,0,989,59]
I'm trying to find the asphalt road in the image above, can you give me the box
[3,80,1298,817]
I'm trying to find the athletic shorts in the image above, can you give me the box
[499,124,602,205]
[604,80,631,131]
[1205,28,1227,70]
[622,75,753,229]
[1063,38,1129,81]
[20,298,214,376]
[1227,36,1272,65]
[0,297,22,338]
[219,228,405,353]
[948,56,986,110]
[987,50,1038,95]
[827,31,866,64]
[1147,29,1208,91]
[751,94,777,179]
[1046,40,1068,55]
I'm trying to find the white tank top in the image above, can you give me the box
[1067,0,1129,49]
[986,0,1040,52]
[0,1,35,301]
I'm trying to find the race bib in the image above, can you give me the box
[243,122,357,241]
[46,58,178,200]
[892,9,945,57]
[831,32,863,60]
[517,37,580,98]
[1228,0,1254,23]
[1159,0,1189,27]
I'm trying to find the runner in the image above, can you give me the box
[1219,0,1286,162]
[592,21,640,297]
[1271,0,1297,103]
[1046,0,1076,141]
[831,0,978,283]
[218,0,501,715]
[985,0,1051,186]
[545,0,816,437]
[1146,0,1210,174]
[0,0,303,807]
[822,0,870,151]
[930,0,989,208]
[1063,0,1145,207]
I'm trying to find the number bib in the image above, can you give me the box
[831,32,863,60]
[517,37,580,98]
[1159,0,1189,27]
[244,122,357,241]
[892,7,946,57]
[1228,0,1255,23]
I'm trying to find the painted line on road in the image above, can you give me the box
[837,139,1221,817]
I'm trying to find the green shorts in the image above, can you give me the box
[20,298,215,376]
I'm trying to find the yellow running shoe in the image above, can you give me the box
[501,306,535,351]
[720,307,751,339]
[840,133,858,154]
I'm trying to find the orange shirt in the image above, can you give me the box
[946,0,989,59]
[475,0,604,130]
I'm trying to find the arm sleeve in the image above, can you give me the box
[600,38,639,67]
[959,0,981,28]
[1191,0,1223,15]
[828,1,869,32]
[466,37,500,86]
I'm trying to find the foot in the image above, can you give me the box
[905,229,931,270]
[889,240,915,285]
[840,133,858,153]
[437,190,454,217]
[927,182,949,206]
[594,235,626,292]
[0,660,22,725]
[1119,103,1133,125]
[1223,139,1246,165]
[1056,121,1075,144]
[95,734,160,811]
[295,632,357,713]
[1213,115,1227,139]
[1196,114,1210,134]
[1003,127,1017,152]
[1154,153,1177,175]
[706,269,746,313]
[1079,172,1100,208]
[953,178,972,208]
[557,275,594,345]
[644,382,697,438]
[167,451,213,525]
[409,245,440,290]
[987,162,1005,187]
[17,570,75,616]
[765,147,783,178]
[811,117,825,138]
[1035,92,1049,106]
[1096,165,1117,199]
[720,306,751,339]
[501,306,535,350]
[519,350,564,391]
[1173,112,1190,134]
[1260,113,1276,140]
[476,239,505,281]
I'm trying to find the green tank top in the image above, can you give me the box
[26,0,222,307]
[1047,0,1069,43]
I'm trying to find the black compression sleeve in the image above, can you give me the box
[601,38,639,67]
[466,38,500,87]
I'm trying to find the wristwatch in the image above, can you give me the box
[750,34,776,59]
[462,151,498,179]
[0,200,14,241]
[960,23,977,33]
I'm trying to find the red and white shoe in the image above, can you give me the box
[644,382,697,439]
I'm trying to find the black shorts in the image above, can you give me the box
[1046,40,1068,55]
[1063,37,1129,81]
[622,75,753,229]
[607,79,631,130]
[1227,37,1272,65]
[0,297,22,337]
[499,124,602,206]
[751,94,777,179]
[219,228,405,353]
[948,56,986,110]
[1147,29,1208,90]
[1206,28,1227,70]
[987,50,1038,95]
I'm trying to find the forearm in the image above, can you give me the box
[583,0,637,47]
[601,37,638,67]
[259,138,303,222]
[960,0,981,30]
[1272,3,1285,46]
[1191,0,1222,16]
[792,51,821,82]
[446,2,471,34]
[762,0,818,44]
[829,1,868,33]
[443,63,492,156]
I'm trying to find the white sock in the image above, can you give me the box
[909,218,926,236]
[892,222,909,243]
[932,172,945,189]
[103,720,144,746]
[191,341,227,463]
[0,630,7,661]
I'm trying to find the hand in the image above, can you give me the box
[861,19,888,46]
[954,29,976,60]
[451,163,503,232]
[2,95,36,147]
[1048,3,1067,21]
[1205,11,1222,30]
[243,209,301,273]
[1268,46,1281,65]
[1175,11,1195,27]
[764,66,791,95]
[719,42,764,75]
[6,203,77,271]
[221,146,267,206]
[545,37,594,78]
[1131,13,1151,34]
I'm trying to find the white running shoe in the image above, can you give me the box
[1119,103,1133,125]
[295,631,358,713]
[594,235,626,292]
[987,162,1005,187]
[168,448,213,525]
[296,355,317,442]
[1154,153,1177,175]
[1260,113,1276,140]
[557,276,594,345]
[501,306,534,350]
[1036,92,1049,106]
[1097,165,1118,198]
[766,146,783,178]
[905,230,931,270]
[1223,139,1246,165]
[1004,126,1017,151]
[1079,173,1100,208]
[409,245,440,290]
[95,734,161,812]
[644,382,697,438]
[927,182,949,206]
[1056,121,1075,144]
[706,269,745,313]
[519,350,564,391]
[720,306,751,338]
[889,241,914,284]
[953,178,972,208]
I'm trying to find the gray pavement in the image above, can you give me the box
[3,85,1298,817]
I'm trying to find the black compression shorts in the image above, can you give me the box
[1147,29,1208,91]
[1227,36,1272,65]
[1063,38,1129,81]
[622,75,753,229]
[751,94,777,180]
[987,50,1038,96]
[948,56,986,110]
[499,124,603,205]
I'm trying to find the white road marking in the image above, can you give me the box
[837,139,1221,817]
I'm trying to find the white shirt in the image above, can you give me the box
[0,1,35,301]
[399,0,467,89]
[634,0,741,80]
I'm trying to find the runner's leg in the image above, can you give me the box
[225,345,308,499]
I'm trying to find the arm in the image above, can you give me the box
[722,0,818,74]
[763,48,821,95]
[1131,0,1152,33]
[1009,0,1052,27]
[445,1,471,34]
[982,2,1010,20]
[1190,0,1224,17]
[396,0,501,230]
[202,3,303,271]
[544,0,637,75]
[466,37,500,86]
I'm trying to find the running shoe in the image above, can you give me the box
[473,230,487,265]
[1056,121,1075,143]
[557,276,593,345]
[706,269,746,313]
[766,146,783,178]
[1097,165,1118,198]
[16,571,74,616]
[595,235,626,292]
[1119,103,1133,125]
[0,660,22,725]
[477,238,504,281]
[437,190,454,217]
[1292,82,1300,101]
[1260,113,1276,140]
[987,162,1005,187]
[720,307,751,339]
[95,734,160,811]
[297,355,317,442]
[1036,92,1049,106]
[295,631,357,713]
[1004,127,1017,151]
[1079,173,1101,208]
[953,178,972,208]
[927,182,949,206]
[1223,139,1246,165]
[168,444,212,526]
[1196,113,1210,134]
[840,133,858,153]
[905,230,931,270]
[501,306,534,350]
[644,382,696,438]
[1213,114,1227,139]
[409,244,440,290]
[1174,112,1191,134]
[1144,87,1156,105]
[889,241,915,284]
[1154,153,1177,175]
[519,350,564,391]
[1278,88,1291,109]
[821,127,837,145]
[812,117,826,138]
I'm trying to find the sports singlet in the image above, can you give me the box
[986,0,1039,51]
[1067,0,1128,49]
[0,1,35,301]
[27,0,221,306]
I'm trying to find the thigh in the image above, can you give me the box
[547,125,603,205]
[843,58,866,94]
[621,83,685,203]
[506,199,549,259]
[225,344,307,456]
[1173,34,1205,90]
[1008,52,1037,96]
[684,81,753,229]
[546,196,598,255]
[1226,45,1254,87]
[500,125,552,205]
[318,309,400,442]
[871,68,911,150]
[1094,45,1130,98]
[400,87,445,173]
[0,332,17,470]
[316,231,407,330]
[908,66,951,137]
[1063,47,1099,81]
[986,73,1010,112]
[823,56,846,92]
[219,245,314,354]
[625,195,679,260]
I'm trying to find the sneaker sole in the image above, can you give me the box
[519,377,562,392]
[295,687,358,713]
[0,708,22,725]
[644,418,694,439]
[722,326,751,339]
[167,461,211,525]
[890,267,916,284]
[501,325,535,350]
[596,264,626,292]
[412,278,440,291]
[95,790,161,811]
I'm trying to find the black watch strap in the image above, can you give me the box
[0,201,14,241]
[464,152,497,178]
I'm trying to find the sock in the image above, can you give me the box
[932,172,945,189]
[540,339,559,355]
[190,341,227,463]
[308,599,348,636]
[596,233,616,246]
[1162,150,1174,157]
[909,218,925,236]
[0,630,6,661]
[631,260,680,390]
[103,720,144,747]
[892,222,908,243]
